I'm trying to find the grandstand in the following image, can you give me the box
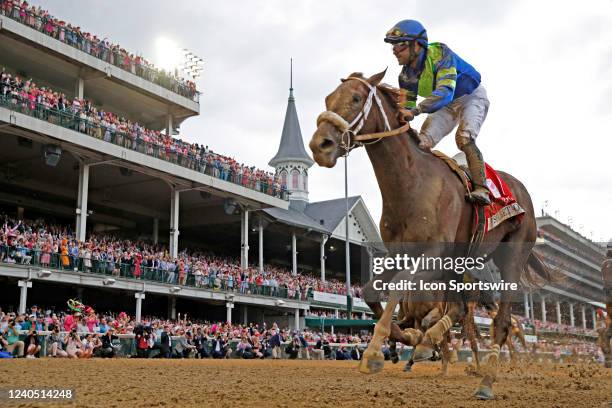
[0,3,382,333]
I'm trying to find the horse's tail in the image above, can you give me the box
[521,251,554,289]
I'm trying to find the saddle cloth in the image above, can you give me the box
[432,150,525,233]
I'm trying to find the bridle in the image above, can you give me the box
[316,76,411,155]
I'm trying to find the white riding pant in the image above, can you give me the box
[420,84,490,148]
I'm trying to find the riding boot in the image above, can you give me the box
[461,142,491,206]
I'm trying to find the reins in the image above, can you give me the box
[316,77,411,154]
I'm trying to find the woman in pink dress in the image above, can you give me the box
[40,240,51,267]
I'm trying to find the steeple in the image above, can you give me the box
[269,59,314,208]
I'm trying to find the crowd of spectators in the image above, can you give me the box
[0,0,197,99]
[0,305,370,360]
[0,215,364,301]
[0,68,286,198]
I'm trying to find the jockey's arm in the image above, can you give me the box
[416,50,458,115]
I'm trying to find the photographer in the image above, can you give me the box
[3,319,24,357]
[236,334,255,359]
[65,328,83,358]
[173,329,197,358]
[193,327,210,358]
[211,333,230,359]
[284,332,301,360]
[134,325,149,358]
[81,333,100,358]
[47,326,68,357]
[99,328,119,358]
[25,329,41,358]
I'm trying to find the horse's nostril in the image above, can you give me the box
[320,138,335,150]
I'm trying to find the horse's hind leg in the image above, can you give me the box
[466,301,480,369]
[474,240,531,400]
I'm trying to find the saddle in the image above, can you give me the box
[431,150,526,251]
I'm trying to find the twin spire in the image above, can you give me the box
[268,59,314,206]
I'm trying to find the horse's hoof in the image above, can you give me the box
[412,343,433,361]
[359,353,385,374]
[474,385,495,400]
[403,363,412,372]
[391,354,399,364]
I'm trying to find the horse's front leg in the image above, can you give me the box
[466,301,480,369]
[474,300,511,400]
[359,298,398,374]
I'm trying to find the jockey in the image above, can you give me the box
[384,19,491,205]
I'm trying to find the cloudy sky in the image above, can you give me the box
[42,0,612,242]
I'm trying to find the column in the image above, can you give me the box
[167,297,176,320]
[361,312,366,320]
[258,216,264,273]
[581,305,586,330]
[292,232,297,276]
[169,189,180,259]
[135,292,145,323]
[540,296,547,323]
[153,218,159,245]
[524,292,530,319]
[294,308,300,331]
[75,164,90,242]
[556,300,561,325]
[242,305,248,326]
[592,308,597,330]
[17,280,32,315]
[529,292,535,321]
[75,77,84,99]
[367,246,374,281]
[569,303,575,327]
[226,302,234,324]
[320,234,328,282]
[240,209,249,270]
[166,114,174,137]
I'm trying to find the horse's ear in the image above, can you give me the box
[367,68,387,86]
[341,72,364,82]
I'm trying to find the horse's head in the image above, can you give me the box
[309,69,392,168]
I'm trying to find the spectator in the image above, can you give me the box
[47,326,68,357]
[99,328,118,358]
[24,329,41,358]
[3,319,24,357]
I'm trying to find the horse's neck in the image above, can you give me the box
[364,92,435,217]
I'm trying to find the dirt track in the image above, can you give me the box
[0,359,610,407]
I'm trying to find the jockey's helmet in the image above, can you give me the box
[384,20,428,47]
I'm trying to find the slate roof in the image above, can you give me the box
[268,88,315,168]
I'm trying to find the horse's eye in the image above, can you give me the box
[352,94,362,103]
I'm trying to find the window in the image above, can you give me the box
[291,169,300,189]
[303,171,308,190]
[280,170,288,187]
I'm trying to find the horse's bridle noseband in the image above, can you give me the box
[316,76,411,155]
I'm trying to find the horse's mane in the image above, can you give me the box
[344,72,400,100]
[343,72,420,142]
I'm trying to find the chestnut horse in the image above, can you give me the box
[309,70,550,400]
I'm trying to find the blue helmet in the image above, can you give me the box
[384,20,428,47]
